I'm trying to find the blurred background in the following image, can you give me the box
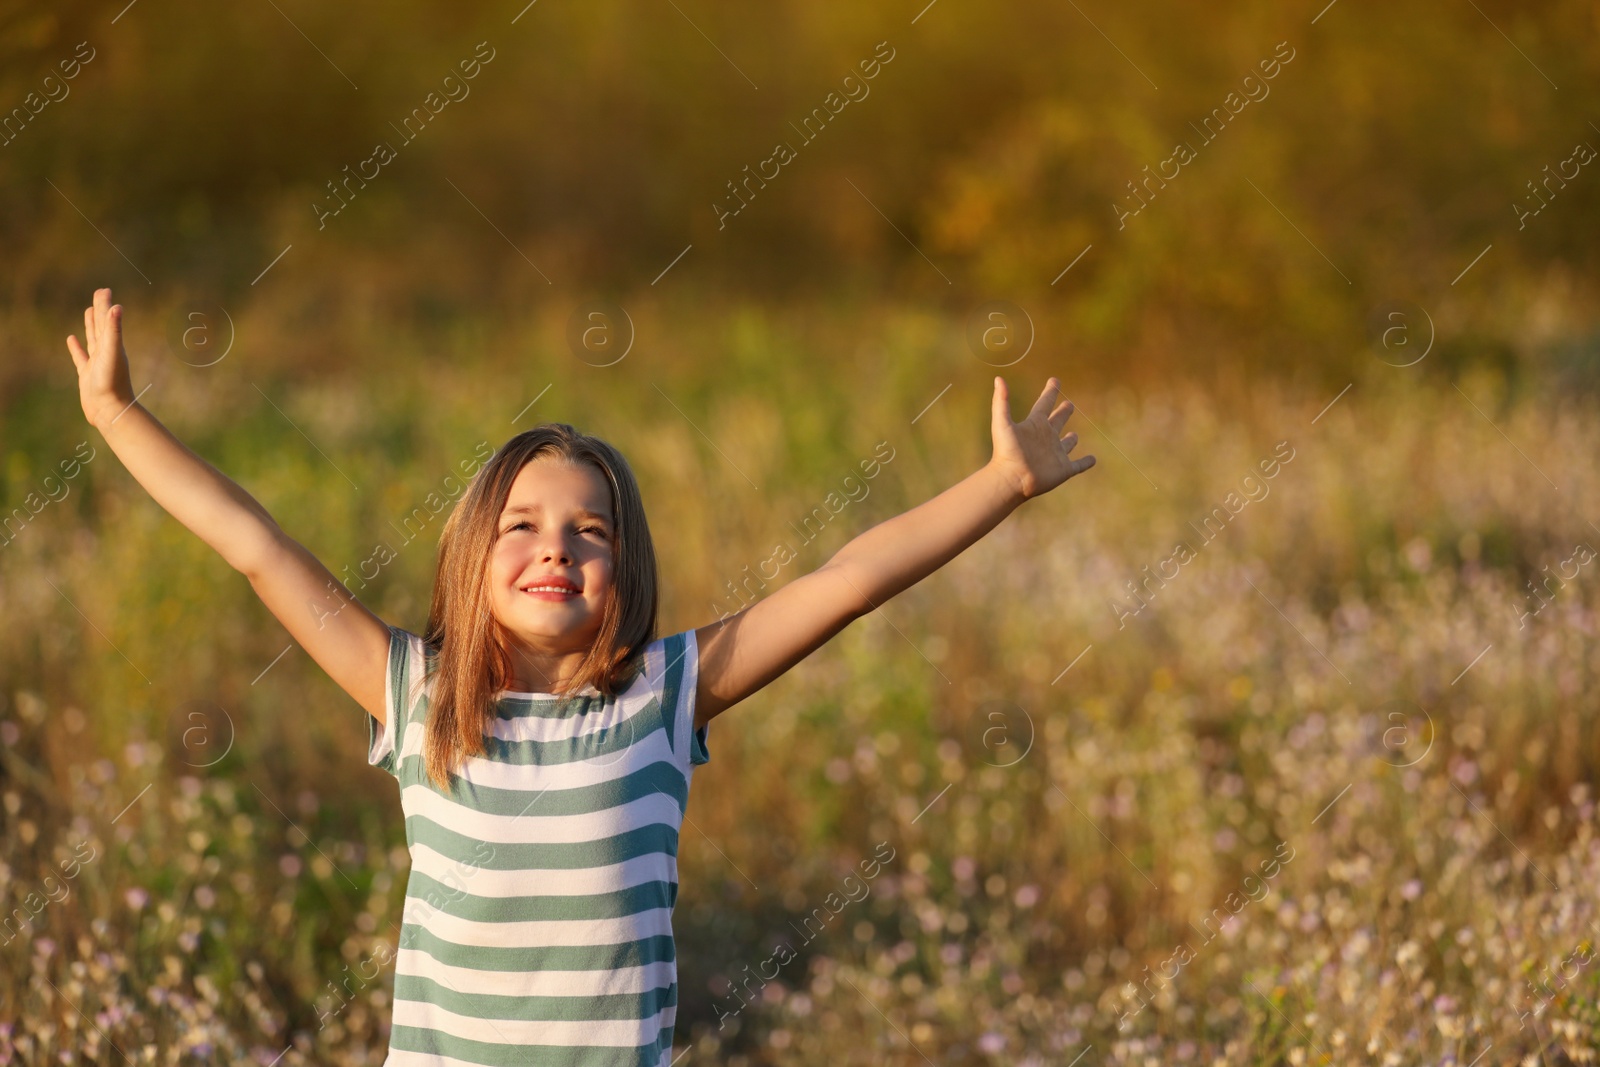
[2,0,1599,1062]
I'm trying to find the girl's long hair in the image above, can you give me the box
[419,423,658,790]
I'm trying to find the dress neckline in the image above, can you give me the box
[495,685,602,700]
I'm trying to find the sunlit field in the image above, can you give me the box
[3,295,1597,1064]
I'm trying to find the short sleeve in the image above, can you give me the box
[367,625,424,777]
[685,630,709,766]
[655,629,708,767]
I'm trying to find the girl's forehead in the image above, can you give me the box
[503,457,612,514]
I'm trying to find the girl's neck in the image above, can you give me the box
[504,644,592,695]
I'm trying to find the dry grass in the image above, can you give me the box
[2,319,1597,1064]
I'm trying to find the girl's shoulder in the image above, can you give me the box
[633,628,698,695]
[366,625,434,778]
[635,628,707,766]
[389,625,438,712]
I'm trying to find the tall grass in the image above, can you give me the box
[2,301,1597,1064]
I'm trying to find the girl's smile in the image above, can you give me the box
[518,576,583,599]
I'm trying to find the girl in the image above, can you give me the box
[66,287,1095,1065]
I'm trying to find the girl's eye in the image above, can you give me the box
[503,521,606,536]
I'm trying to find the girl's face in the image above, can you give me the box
[488,455,615,662]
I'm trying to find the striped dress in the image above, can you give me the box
[366,625,710,1066]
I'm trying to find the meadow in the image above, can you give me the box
[1,294,1597,1065]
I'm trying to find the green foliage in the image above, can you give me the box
[3,0,1598,395]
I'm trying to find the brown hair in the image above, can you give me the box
[418,423,658,790]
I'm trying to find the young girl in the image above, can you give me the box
[66,287,1095,1065]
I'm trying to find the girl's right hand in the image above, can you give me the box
[66,287,137,429]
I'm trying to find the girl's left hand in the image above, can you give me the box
[988,375,1096,501]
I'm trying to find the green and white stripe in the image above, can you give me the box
[367,625,708,1066]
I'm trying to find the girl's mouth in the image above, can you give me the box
[520,581,582,601]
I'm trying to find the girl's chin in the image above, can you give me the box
[505,590,583,610]
[496,615,600,642]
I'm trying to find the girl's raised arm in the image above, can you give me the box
[66,288,392,724]
[693,375,1095,727]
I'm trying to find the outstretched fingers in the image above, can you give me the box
[997,376,1088,456]
[1026,377,1061,423]
[1047,397,1076,435]
[69,288,122,386]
